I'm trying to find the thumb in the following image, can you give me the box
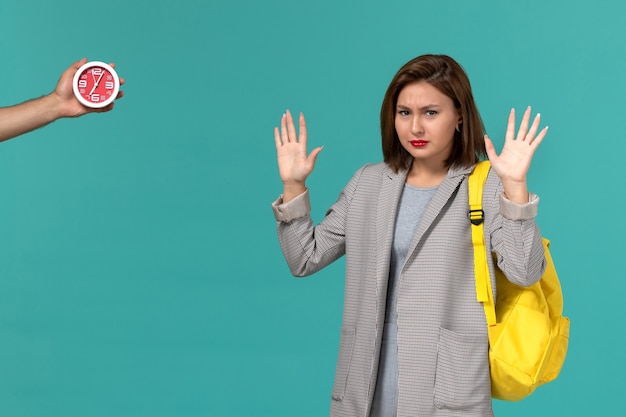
[308,146,324,166]
[484,135,497,161]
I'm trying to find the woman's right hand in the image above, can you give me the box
[274,110,323,203]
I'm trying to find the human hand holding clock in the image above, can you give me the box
[53,57,125,118]
[0,58,125,142]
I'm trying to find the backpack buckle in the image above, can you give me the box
[468,209,484,225]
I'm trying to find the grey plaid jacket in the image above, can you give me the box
[272,162,545,417]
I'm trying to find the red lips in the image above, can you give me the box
[410,140,428,147]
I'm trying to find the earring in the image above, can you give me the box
[455,124,461,133]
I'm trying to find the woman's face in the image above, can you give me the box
[395,81,460,167]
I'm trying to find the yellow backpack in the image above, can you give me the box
[468,161,570,401]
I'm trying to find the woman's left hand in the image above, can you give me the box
[484,106,548,204]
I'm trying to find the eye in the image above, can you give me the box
[425,110,438,116]
[397,109,410,116]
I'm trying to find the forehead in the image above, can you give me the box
[396,81,453,107]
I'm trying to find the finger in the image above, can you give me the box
[74,57,87,69]
[516,106,532,141]
[505,108,516,142]
[274,126,282,147]
[530,126,549,149]
[308,146,324,166]
[525,113,541,143]
[119,77,125,86]
[286,109,297,142]
[280,113,289,144]
[298,112,307,146]
[93,103,114,113]
[484,134,498,161]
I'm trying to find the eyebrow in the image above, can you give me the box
[396,104,442,110]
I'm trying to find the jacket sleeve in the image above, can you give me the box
[271,166,366,277]
[484,169,546,287]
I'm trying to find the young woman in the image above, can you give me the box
[271,54,547,417]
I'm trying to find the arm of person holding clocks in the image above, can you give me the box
[0,57,124,142]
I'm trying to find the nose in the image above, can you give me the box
[410,116,422,135]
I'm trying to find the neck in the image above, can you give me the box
[406,159,448,188]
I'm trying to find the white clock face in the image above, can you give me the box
[72,61,120,108]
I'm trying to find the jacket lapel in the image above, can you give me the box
[402,165,474,273]
[375,165,406,297]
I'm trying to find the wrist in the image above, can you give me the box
[43,92,67,120]
[501,179,529,204]
[282,181,307,203]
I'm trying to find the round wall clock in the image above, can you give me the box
[72,61,120,108]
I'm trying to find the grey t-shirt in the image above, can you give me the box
[370,183,438,417]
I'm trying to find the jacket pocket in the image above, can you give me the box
[331,327,356,401]
[433,327,491,413]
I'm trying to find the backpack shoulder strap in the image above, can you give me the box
[468,161,497,326]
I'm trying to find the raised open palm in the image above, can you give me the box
[484,106,548,203]
[274,110,323,186]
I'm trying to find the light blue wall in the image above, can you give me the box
[0,0,622,416]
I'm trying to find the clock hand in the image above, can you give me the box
[89,71,106,96]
